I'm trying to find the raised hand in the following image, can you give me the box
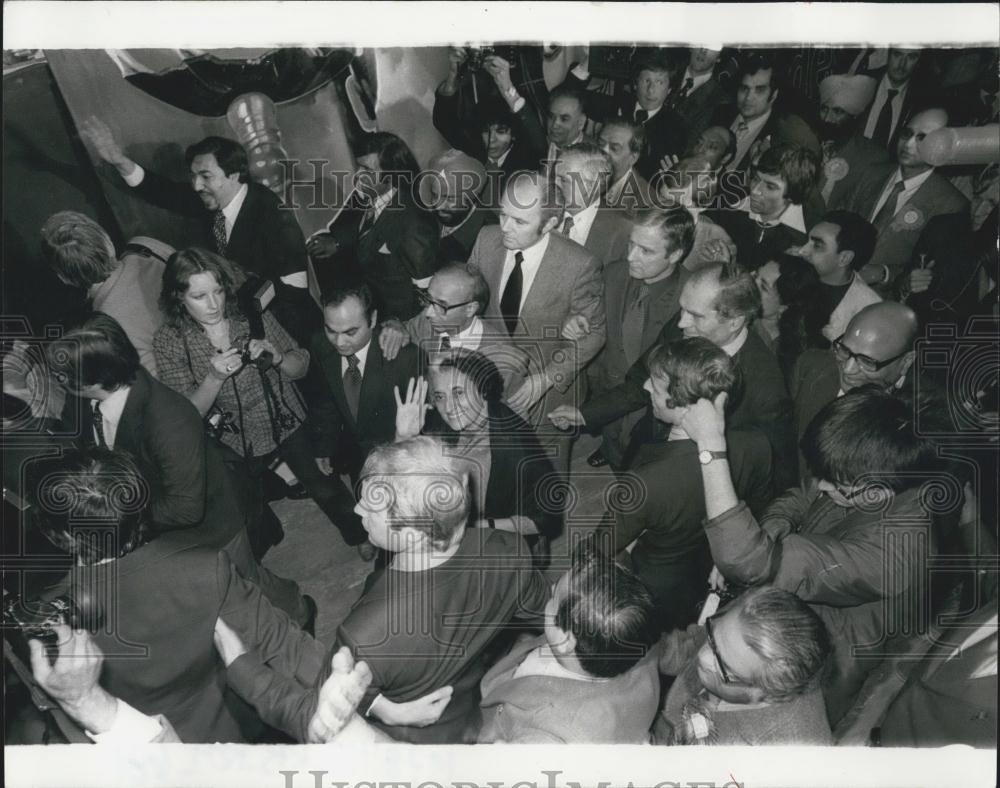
[79,117,130,169]
[209,347,243,381]
[307,233,339,260]
[378,319,410,361]
[679,392,728,448]
[484,55,514,94]
[394,376,430,441]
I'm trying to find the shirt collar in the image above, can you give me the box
[736,109,771,133]
[493,147,512,168]
[220,183,249,230]
[720,327,749,357]
[634,102,663,122]
[743,199,807,234]
[92,386,131,446]
[566,200,600,239]
[891,166,935,191]
[440,316,484,349]
[879,73,909,99]
[512,230,551,266]
[342,338,372,373]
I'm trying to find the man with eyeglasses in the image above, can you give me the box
[679,385,939,727]
[654,586,833,745]
[378,263,529,395]
[842,107,969,295]
[790,301,918,478]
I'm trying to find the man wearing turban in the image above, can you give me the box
[816,74,891,209]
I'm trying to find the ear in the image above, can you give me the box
[838,249,855,270]
[666,245,686,267]
[540,214,561,235]
[370,308,379,328]
[552,627,577,656]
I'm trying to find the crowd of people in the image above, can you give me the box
[3,43,998,750]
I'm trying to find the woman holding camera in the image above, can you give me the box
[154,248,341,556]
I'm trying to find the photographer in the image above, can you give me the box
[153,247,337,554]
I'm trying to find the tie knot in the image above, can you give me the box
[347,354,360,369]
[635,108,649,124]
[683,77,694,89]
[887,88,899,99]
[514,251,524,265]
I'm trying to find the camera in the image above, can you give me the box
[237,277,277,371]
[462,45,518,73]
[3,594,84,666]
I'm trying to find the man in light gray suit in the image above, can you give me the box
[468,171,606,470]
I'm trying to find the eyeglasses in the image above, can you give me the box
[415,288,476,315]
[704,613,733,684]
[832,335,908,374]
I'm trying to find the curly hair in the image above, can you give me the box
[159,247,246,329]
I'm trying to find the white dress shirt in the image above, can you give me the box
[863,75,909,140]
[499,232,551,310]
[511,642,604,683]
[436,316,485,351]
[340,338,372,377]
[91,386,130,449]
[683,68,714,94]
[868,167,935,222]
[561,200,600,247]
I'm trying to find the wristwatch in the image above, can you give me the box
[698,449,728,465]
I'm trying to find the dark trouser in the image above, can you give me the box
[276,425,367,547]
[631,543,713,632]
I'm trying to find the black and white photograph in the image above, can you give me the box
[2,3,998,787]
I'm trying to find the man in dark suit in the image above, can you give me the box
[789,301,919,479]
[468,171,606,471]
[552,142,631,271]
[79,119,316,346]
[860,48,925,150]
[586,208,693,469]
[432,47,541,197]
[561,49,687,182]
[29,448,326,743]
[671,46,733,149]
[598,119,652,210]
[550,262,796,492]
[308,281,422,557]
[703,144,818,270]
[842,108,969,294]
[816,74,891,211]
[712,52,820,176]
[308,134,440,322]
[47,313,310,625]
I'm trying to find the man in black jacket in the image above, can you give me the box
[549,262,796,492]
[79,118,317,346]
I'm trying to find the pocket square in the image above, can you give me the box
[378,243,390,254]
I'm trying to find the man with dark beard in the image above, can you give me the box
[816,75,891,210]
[422,149,497,262]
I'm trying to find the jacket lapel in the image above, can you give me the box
[321,341,355,429]
[520,234,562,318]
[356,333,386,429]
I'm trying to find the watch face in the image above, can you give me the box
[698,450,712,465]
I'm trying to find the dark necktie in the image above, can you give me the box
[673,77,694,106]
[634,108,649,124]
[92,401,108,449]
[212,210,228,255]
[358,206,377,237]
[871,178,907,230]
[343,354,362,420]
[500,251,524,337]
[561,215,575,237]
[439,334,451,351]
[872,89,899,147]
[622,280,649,364]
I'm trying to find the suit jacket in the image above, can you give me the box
[469,226,607,417]
[821,133,891,210]
[570,205,632,272]
[133,172,307,282]
[713,106,821,172]
[843,163,969,292]
[591,260,687,394]
[349,190,440,320]
[859,70,926,150]
[582,322,797,492]
[563,71,687,181]
[477,634,660,744]
[48,536,324,743]
[673,73,733,148]
[789,348,840,477]
[404,313,530,396]
[309,327,422,467]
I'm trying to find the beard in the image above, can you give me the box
[819,119,855,147]
[436,207,471,227]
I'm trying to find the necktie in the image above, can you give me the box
[735,118,750,136]
[634,108,649,124]
[673,77,694,106]
[561,215,575,237]
[622,280,649,364]
[212,211,228,255]
[871,178,907,230]
[358,206,376,237]
[500,251,524,337]
[92,402,108,449]
[343,354,362,420]
[872,89,899,147]
[439,334,451,351]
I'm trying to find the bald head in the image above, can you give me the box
[836,302,918,392]
[897,108,949,175]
